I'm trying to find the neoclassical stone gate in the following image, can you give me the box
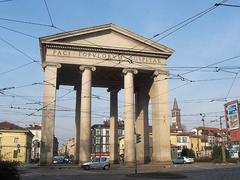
[39,23,173,165]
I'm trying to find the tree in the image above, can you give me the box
[212,145,230,161]
[181,148,195,158]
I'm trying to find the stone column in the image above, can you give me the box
[122,68,138,166]
[74,85,81,164]
[40,63,61,165]
[108,88,120,164]
[135,87,150,164]
[79,66,96,163]
[150,70,171,163]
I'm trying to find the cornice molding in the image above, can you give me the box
[43,42,170,59]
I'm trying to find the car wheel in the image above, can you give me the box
[103,165,110,170]
[84,166,90,170]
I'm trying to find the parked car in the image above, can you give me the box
[172,156,194,164]
[53,156,65,164]
[81,157,110,170]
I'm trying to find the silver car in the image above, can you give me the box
[172,156,194,164]
[81,157,110,170]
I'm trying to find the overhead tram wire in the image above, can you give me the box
[0,62,35,76]
[225,69,240,99]
[180,55,240,76]
[0,17,53,28]
[116,0,228,54]
[0,0,13,3]
[0,1,231,118]
[47,0,229,71]
[0,25,38,39]
[153,0,227,42]
[70,0,230,82]
[0,0,227,79]
[42,0,64,32]
[43,0,54,27]
[0,37,39,63]
[215,3,240,8]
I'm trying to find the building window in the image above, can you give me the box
[96,129,101,136]
[182,137,187,143]
[106,129,109,136]
[95,137,101,144]
[95,145,100,152]
[106,137,109,144]
[14,137,19,144]
[106,145,109,152]
[13,150,18,158]
[177,137,181,143]
[118,129,123,136]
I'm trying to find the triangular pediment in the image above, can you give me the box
[40,23,173,54]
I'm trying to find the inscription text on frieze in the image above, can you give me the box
[47,49,164,64]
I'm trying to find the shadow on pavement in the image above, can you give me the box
[127,172,187,179]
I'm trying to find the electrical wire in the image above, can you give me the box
[0,25,38,39]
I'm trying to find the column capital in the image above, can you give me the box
[42,63,61,70]
[79,65,96,72]
[122,68,138,75]
[107,87,120,93]
[153,69,169,77]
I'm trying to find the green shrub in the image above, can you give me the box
[226,158,238,163]
[212,159,222,163]
[212,145,230,161]
[181,148,195,158]
[194,157,212,162]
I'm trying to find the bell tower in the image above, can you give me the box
[171,98,181,130]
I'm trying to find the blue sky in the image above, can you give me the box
[0,0,240,144]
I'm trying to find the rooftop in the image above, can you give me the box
[0,121,26,131]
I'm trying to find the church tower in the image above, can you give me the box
[171,98,182,130]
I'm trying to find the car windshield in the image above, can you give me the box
[53,156,64,161]
[91,158,100,162]
[91,157,107,162]
[177,157,183,159]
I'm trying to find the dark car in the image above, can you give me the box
[53,156,65,164]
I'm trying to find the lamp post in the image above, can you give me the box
[200,113,206,156]
[219,116,226,162]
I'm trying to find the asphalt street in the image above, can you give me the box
[19,163,240,180]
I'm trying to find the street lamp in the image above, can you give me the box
[200,113,206,156]
[219,116,226,162]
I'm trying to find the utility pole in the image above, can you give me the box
[200,113,207,156]
[219,116,226,162]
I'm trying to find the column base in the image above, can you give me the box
[124,161,135,167]
[151,160,172,166]
[74,160,79,164]
[110,160,119,164]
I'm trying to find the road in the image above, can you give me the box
[19,163,240,180]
